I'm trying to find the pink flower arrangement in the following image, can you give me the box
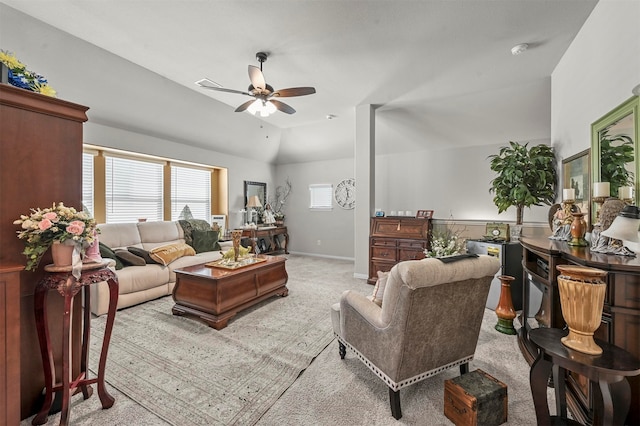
[14,202,98,271]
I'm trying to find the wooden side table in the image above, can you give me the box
[529,327,640,426]
[32,261,119,426]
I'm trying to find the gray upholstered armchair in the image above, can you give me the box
[331,255,500,420]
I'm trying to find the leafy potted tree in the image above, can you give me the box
[488,141,557,233]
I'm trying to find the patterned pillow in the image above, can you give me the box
[149,243,196,266]
[178,219,212,247]
[368,270,389,307]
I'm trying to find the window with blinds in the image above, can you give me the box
[309,184,333,210]
[171,165,211,221]
[105,156,164,223]
[82,152,94,217]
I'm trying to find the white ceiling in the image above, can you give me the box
[2,0,599,164]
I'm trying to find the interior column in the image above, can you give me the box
[354,104,375,279]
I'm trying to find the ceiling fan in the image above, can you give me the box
[196,52,316,116]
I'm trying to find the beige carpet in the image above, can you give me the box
[21,254,551,425]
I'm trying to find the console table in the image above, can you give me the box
[242,226,289,254]
[32,261,118,426]
[529,328,640,426]
[519,237,640,425]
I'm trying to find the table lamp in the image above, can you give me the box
[246,195,262,224]
[601,205,640,254]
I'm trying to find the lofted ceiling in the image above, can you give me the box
[1,0,599,164]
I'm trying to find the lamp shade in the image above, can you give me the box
[247,195,262,208]
[601,206,640,243]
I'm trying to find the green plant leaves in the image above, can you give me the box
[488,141,557,224]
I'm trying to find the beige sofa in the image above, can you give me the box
[91,221,230,316]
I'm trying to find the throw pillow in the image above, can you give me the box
[368,270,389,307]
[179,219,213,247]
[127,246,159,264]
[149,243,196,266]
[114,249,146,267]
[99,242,123,270]
[191,229,221,253]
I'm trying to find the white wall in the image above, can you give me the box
[275,158,355,258]
[374,143,552,224]
[552,0,640,163]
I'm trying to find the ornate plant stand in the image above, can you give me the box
[32,261,118,426]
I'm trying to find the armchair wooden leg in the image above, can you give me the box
[338,341,346,359]
[389,388,402,420]
[460,362,469,375]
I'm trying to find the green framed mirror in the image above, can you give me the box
[591,96,639,224]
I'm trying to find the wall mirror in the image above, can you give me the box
[244,180,266,208]
[591,96,639,224]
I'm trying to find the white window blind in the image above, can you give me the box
[105,156,163,223]
[82,152,94,217]
[171,165,211,221]
[309,184,333,210]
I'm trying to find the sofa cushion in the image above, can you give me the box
[99,242,123,270]
[114,264,170,295]
[115,249,146,267]
[149,243,196,266]
[97,223,142,249]
[127,246,159,264]
[192,229,221,253]
[137,221,184,251]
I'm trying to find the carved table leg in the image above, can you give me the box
[530,351,553,425]
[96,278,118,408]
[80,287,93,400]
[32,288,54,426]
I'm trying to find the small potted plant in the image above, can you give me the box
[13,202,99,271]
[274,212,285,227]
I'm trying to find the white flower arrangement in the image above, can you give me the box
[424,221,467,258]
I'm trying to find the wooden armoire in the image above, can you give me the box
[0,84,88,421]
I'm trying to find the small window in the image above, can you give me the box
[82,152,94,217]
[309,184,333,210]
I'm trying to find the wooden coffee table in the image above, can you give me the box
[172,255,288,330]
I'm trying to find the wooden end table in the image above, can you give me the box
[172,255,288,330]
[529,327,640,426]
[32,261,118,426]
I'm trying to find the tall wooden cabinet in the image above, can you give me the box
[519,237,640,426]
[0,84,88,419]
[368,217,432,284]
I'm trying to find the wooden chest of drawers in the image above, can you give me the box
[368,217,432,284]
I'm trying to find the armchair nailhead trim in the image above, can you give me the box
[335,334,473,391]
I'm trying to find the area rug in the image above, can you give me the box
[88,255,352,425]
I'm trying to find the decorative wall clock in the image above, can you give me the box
[334,178,356,209]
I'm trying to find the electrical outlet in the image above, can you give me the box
[317,240,321,246]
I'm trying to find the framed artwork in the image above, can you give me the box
[562,149,590,226]
[416,210,434,219]
[211,215,226,238]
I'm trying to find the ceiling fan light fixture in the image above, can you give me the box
[511,43,529,56]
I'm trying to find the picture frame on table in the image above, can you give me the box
[211,215,227,239]
[562,149,590,227]
[416,210,434,219]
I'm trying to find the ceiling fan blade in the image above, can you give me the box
[196,79,252,96]
[235,99,256,112]
[270,87,316,98]
[270,99,296,114]
[248,65,266,91]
